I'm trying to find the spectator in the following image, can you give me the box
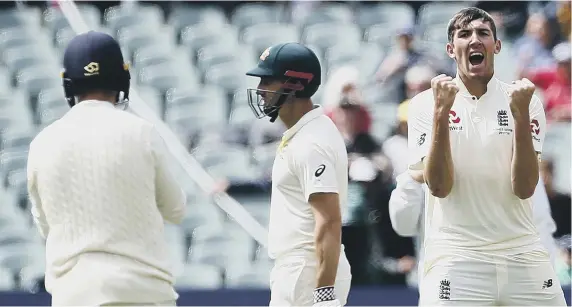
[322,66,372,145]
[345,132,414,286]
[557,2,571,40]
[540,159,571,238]
[382,65,434,179]
[514,13,558,71]
[375,26,422,85]
[520,42,571,122]
[475,1,529,39]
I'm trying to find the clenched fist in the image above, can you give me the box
[509,78,536,122]
[431,74,459,114]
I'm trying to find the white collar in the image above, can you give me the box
[73,100,116,109]
[454,75,499,100]
[278,105,323,151]
[282,105,323,142]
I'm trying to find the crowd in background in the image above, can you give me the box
[0,0,570,291]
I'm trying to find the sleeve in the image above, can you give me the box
[529,95,546,155]
[388,172,425,237]
[150,128,187,224]
[27,141,49,239]
[407,95,434,171]
[294,143,342,202]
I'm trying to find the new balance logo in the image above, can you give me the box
[543,279,553,289]
[439,279,451,300]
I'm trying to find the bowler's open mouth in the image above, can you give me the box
[469,52,485,66]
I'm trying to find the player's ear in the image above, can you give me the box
[446,42,455,59]
[494,39,502,54]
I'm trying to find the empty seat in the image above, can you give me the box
[37,87,68,113]
[164,224,186,274]
[0,150,27,177]
[418,2,470,28]
[196,42,245,74]
[37,104,68,127]
[225,262,271,289]
[181,203,226,235]
[5,169,27,196]
[0,28,36,51]
[104,4,164,37]
[0,266,15,291]
[242,23,300,54]
[42,4,101,37]
[54,27,76,54]
[231,3,285,30]
[0,243,35,273]
[2,45,57,77]
[303,23,361,51]
[356,3,416,30]
[15,66,61,99]
[168,5,227,37]
[19,261,45,293]
[296,3,353,27]
[164,86,228,130]
[0,7,41,30]
[133,44,173,73]
[181,24,239,59]
[175,263,222,289]
[188,240,252,269]
[138,63,196,95]
[134,86,163,118]
[0,130,33,151]
[117,26,172,60]
[203,62,252,93]
[229,104,254,126]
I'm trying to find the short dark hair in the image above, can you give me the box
[447,7,498,43]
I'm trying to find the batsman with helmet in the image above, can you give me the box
[26,31,186,306]
[246,42,352,306]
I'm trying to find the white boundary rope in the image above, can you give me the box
[56,0,269,247]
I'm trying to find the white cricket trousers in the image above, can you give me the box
[269,246,353,306]
[419,247,567,306]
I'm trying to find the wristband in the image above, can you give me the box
[313,286,336,303]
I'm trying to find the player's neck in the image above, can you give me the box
[78,92,116,105]
[458,71,493,98]
[281,99,314,129]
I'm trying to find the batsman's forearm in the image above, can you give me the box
[512,119,539,199]
[315,219,341,287]
[424,112,454,198]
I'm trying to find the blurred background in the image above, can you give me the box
[0,0,570,305]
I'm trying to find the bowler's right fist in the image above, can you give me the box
[431,74,459,112]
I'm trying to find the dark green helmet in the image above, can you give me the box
[246,42,321,122]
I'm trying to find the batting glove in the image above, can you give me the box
[313,286,341,307]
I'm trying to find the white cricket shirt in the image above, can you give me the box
[268,105,348,259]
[407,76,547,260]
[27,100,186,306]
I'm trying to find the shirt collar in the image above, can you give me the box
[454,75,498,99]
[278,105,323,150]
[73,100,116,109]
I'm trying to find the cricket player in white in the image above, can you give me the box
[389,172,562,288]
[407,8,566,306]
[27,31,186,306]
[246,42,352,306]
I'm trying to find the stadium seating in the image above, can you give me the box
[0,1,569,292]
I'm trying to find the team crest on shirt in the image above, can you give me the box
[448,111,463,131]
[494,110,513,135]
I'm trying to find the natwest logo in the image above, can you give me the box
[449,110,461,124]
[530,119,540,135]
